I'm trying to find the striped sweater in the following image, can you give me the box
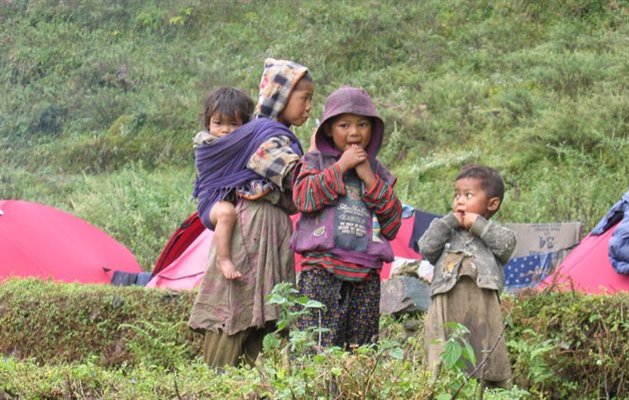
[292,160,402,281]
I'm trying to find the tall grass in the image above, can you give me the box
[1,0,627,264]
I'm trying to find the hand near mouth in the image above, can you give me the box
[454,210,465,226]
[462,212,479,229]
[336,144,367,173]
[355,158,376,190]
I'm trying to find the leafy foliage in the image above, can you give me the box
[0,278,199,368]
[0,279,627,398]
[440,322,477,373]
[505,290,629,398]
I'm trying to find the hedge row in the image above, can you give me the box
[0,279,200,367]
[0,278,627,397]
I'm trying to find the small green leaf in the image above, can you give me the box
[442,340,462,368]
[305,299,325,309]
[263,334,280,351]
[389,347,404,360]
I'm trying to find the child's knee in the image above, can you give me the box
[210,202,237,224]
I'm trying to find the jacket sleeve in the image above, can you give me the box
[418,213,459,265]
[246,136,300,190]
[362,175,402,240]
[470,216,517,265]
[293,161,346,213]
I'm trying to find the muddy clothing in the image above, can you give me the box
[188,59,308,369]
[424,277,513,382]
[188,195,296,337]
[292,161,401,281]
[419,213,516,383]
[292,87,402,282]
[419,213,516,295]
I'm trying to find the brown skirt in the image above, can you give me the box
[188,199,296,336]
[424,276,512,382]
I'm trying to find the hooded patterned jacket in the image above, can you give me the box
[291,87,402,281]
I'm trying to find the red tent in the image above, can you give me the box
[147,218,213,290]
[147,211,421,291]
[0,200,142,284]
[540,223,629,294]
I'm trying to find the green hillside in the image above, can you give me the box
[1,0,628,269]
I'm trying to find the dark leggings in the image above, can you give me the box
[296,268,380,349]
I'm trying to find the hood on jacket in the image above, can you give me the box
[315,86,384,159]
[255,58,309,121]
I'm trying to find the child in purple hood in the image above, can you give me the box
[292,86,402,348]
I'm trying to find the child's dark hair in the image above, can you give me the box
[456,164,505,202]
[202,86,254,129]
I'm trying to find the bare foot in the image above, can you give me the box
[216,258,242,280]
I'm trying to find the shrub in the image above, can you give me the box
[505,290,629,398]
[0,279,199,368]
[0,279,626,399]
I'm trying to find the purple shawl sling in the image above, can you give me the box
[193,118,302,229]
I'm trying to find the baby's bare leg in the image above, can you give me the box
[209,201,241,280]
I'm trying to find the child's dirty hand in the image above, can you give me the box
[337,144,367,173]
[454,211,465,227]
[462,212,479,229]
[355,160,376,190]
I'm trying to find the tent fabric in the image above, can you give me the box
[504,252,552,291]
[146,226,212,290]
[540,222,629,293]
[148,208,422,290]
[591,189,629,275]
[409,209,441,253]
[0,199,142,284]
[153,212,206,275]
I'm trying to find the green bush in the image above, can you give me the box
[1,1,629,396]
[0,279,199,367]
[1,279,627,398]
[505,290,629,398]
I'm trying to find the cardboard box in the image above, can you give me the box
[505,222,583,258]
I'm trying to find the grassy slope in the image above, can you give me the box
[0,0,628,268]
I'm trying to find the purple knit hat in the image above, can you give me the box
[315,86,384,158]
